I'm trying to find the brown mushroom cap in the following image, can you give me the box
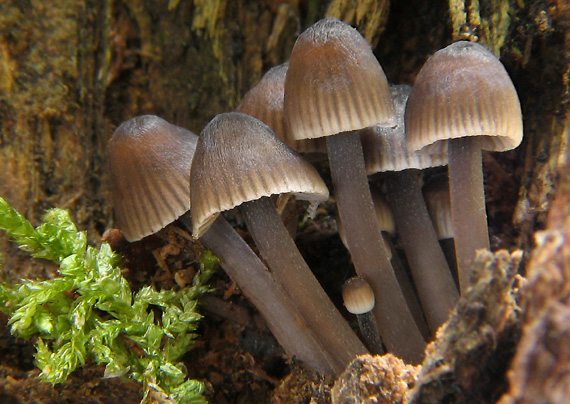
[284,17,395,141]
[237,64,290,144]
[190,112,329,238]
[342,277,376,315]
[108,115,197,241]
[405,41,523,154]
[424,177,454,240]
[361,84,447,174]
[236,63,325,153]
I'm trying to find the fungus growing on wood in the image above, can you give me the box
[361,84,458,333]
[108,115,340,375]
[405,41,523,293]
[285,17,425,363]
[190,111,368,374]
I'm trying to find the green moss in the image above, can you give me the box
[0,197,216,404]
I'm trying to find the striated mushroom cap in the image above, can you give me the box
[190,112,329,238]
[406,41,523,154]
[284,17,395,141]
[361,84,448,174]
[342,277,376,315]
[108,115,197,241]
[237,63,325,154]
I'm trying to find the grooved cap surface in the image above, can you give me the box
[237,63,325,153]
[361,84,448,174]
[190,112,329,238]
[108,115,197,241]
[284,17,395,141]
[406,41,523,153]
[342,277,376,315]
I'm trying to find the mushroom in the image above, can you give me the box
[108,115,197,241]
[405,41,523,292]
[236,62,326,238]
[190,111,368,375]
[342,277,383,355]
[236,62,325,155]
[361,84,458,333]
[108,115,338,375]
[284,17,425,363]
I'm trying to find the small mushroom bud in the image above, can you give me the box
[342,277,384,355]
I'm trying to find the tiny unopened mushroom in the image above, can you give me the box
[285,17,425,363]
[108,115,336,375]
[406,41,523,292]
[342,277,384,355]
[362,84,458,333]
[190,112,368,374]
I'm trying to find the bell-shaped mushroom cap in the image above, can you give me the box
[361,84,448,174]
[406,41,523,154]
[342,277,375,315]
[236,63,325,154]
[284,17,395,141]
[424,177,454,240]
[190,112,329,238]
[108,115,198,241]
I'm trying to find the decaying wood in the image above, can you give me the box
[498,114,570,403]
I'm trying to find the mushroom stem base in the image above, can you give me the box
[241,197,368,374]
[181,214,335,375]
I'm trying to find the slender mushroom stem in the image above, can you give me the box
[180,213,336,374]
[383,169,459,333]
[326,131,426,364]
[381,234,430,340]
[357,314,384,356]
[241,197,368,375]
[448,137,490,293]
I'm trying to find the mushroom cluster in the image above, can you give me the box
[107,17,522,377]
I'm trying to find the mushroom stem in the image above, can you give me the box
[382,234,430,340]
[448,137,490,293]
[241,197,368,375]
[357,313,385,356]
[180,214,336,374]
[326,131,426,363]
[383,170,459,333]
